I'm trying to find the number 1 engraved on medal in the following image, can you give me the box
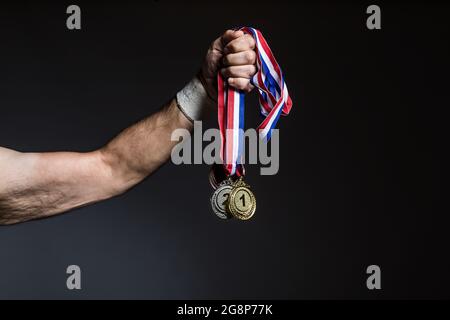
[235,190,250,211]
[240,193,246,207]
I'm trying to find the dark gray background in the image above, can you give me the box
[0,1,448,299]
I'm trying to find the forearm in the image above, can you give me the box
[100,98,193,192]
[0,151,111,224]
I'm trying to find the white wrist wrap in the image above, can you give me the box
[176,76,215,121]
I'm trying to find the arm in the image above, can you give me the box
[0,100,190,225]
[0,29,256,225]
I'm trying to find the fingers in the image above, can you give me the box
[228,78,255,93]
[220,30,257,92]
[222,50,256,66]
[223,34,256,54]
[221,65,257,79]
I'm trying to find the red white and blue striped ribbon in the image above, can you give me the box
[218,27,293,177]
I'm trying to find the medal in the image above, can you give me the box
[209,27,293,221]
[210,179,233,220]
[227,178,256,220]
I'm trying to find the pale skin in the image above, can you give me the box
[0,30,256,225]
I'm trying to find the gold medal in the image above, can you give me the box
[227,178,256,220]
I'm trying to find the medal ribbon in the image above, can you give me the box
[218,27,293,177]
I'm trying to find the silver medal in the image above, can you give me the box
[210,179,233,220]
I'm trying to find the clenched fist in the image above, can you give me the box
[200,29,257,100]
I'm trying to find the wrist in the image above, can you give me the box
[175,75,216,122]
[198,70,217,102]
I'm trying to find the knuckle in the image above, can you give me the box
[237,79,248,89]
[230,42,239,52]
[246,50,255,62]
[248,65,257,76]
[245,34,255,46]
